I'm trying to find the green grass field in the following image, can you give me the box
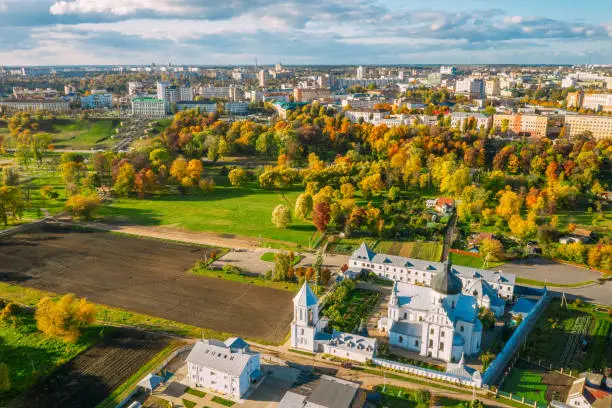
[502,362,548,405]
[376,241,443,261]
[259,252,302,265]
[449,252,505,269]
[0,155,67,228]
[98,182,317,247]
[43,118,119,150]
[0,308,104,403]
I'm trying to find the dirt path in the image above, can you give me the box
[441,212,457,262]
[59,217,279,249]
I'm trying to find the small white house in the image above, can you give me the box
[186,337,261,399]
[322,331,376,363]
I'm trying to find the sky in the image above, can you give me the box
[1,0,612,66]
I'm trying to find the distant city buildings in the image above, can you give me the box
[566,92,612,112]
[81,91,113,109]
[455,78,485,100]
[0,100,69,113]
[492,114,548,138]
[293,88,332,103]
[564,115,612,140]
[131,97,166,117]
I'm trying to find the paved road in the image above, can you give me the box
[499,257,603,284]
[212,247,349,275]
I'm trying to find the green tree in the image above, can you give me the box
[0,186,24,226]
[0,363,10,392]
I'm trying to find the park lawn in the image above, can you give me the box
[328,237,378,254]
[449,252,505,269]
[0,156,67,228]
[372,385,422,408]
[190,265,300,293]
[260,252,302,265]
[0,309,104,403]
[545,210,612,232]
[44,118,119,150]
[376,241,443,261]
[502,362,548,405]
[98,182,317,247]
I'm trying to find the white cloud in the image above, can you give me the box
[50,0,199,16]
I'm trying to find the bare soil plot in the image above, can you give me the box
[0,224,293,343]
[10,328,170,408]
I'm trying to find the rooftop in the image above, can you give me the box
[185,338,257,377]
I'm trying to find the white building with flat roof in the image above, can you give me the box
[186,337,261,399]
[81,93,113,109]
[564,115,612,140]
[131,97,166,117]
[450,112,492,130]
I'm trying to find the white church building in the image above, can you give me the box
[348,243,514,317]
[378,260,484,363]
[290,283,377,363]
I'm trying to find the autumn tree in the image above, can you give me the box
[273,251,292,281]
[65,194,101,219]
[134,168,157,198]
[480,238,504,262]
[359,173,385,198]
[312,201,331,232]
[199,177,215,193]
[294,193,313,220]
[113,162,135,196]
[272,204,291,228]
[495,187,522,220]
[228,168,247,186]
[35,294,96,342]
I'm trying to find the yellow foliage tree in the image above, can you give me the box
[495,187,522,220]
[35,294,96,342]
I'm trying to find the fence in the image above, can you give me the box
[497,390,548,408]
[0,217,51,239]
[115,344,194,408]
[371,357,480,388]
[481,287,550,387]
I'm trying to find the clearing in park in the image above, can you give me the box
[0,224,293,344]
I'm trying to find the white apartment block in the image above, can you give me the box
[485,78,501,97]
[186,338,261,399]
[344,109,389,123]
[450,112,492,130]
[0,100,70,113]
[128,81,144,96]
[492,114,548,138]
[224,102,250,115]
[440,66,456,75]
[293,88,332,102]
[455,78,485,100]
[566,92,612,112]
[81,93,113,109]
[176,101,218,113]
[156,82,193,102]
[131,97,166,117]
[564,115,612,140]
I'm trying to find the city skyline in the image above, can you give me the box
[1,0,612,65]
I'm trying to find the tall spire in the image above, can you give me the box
[390,281,399,305]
